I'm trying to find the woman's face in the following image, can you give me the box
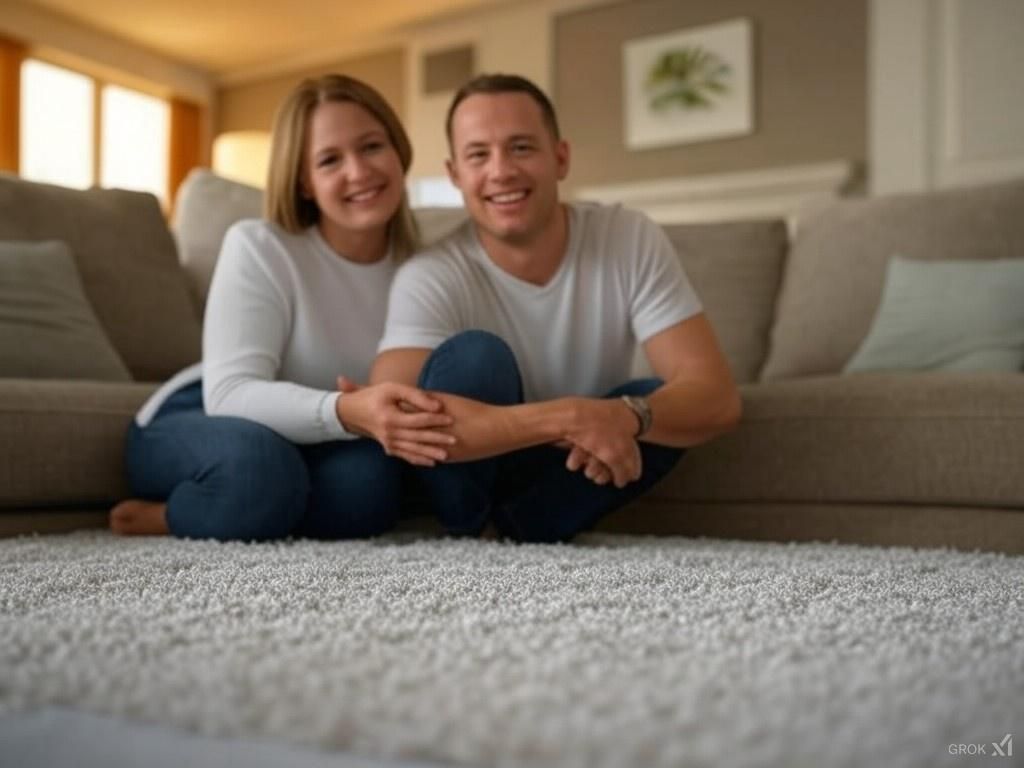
[301,100,405,257]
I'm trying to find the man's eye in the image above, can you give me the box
[512,143,533,154]
[466,151,487,162]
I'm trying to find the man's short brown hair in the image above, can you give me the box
[445,73,561,150]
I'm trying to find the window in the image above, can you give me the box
[20,59,170,204]
[20,59,93,189]
[408,176,464,208]
[101,85,169,203]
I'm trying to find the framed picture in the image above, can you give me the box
[623,17,754,150]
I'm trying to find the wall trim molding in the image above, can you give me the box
[574,160,856,226]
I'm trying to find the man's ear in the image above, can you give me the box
[446,157,460,188]
[555,139,570,182]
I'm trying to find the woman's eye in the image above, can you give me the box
[362,142,384,153]
[317,156,337,168]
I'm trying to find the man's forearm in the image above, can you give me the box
[642,378,742,447]
[426,392,572,462]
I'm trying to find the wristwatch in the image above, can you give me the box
[621,395,653,438]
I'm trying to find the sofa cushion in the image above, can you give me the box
[0,240,131,381]
[0,379,155,508]
[0,174,202,382]
[414,207,467,247]
[761,178,1024,380]
[662,219,788,383]
[845,256,1024,373]
[172,169,262,312]
[651,372,1024,507]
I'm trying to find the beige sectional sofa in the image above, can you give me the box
[2,169,1022,553]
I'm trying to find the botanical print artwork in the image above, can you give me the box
[623,18,754,150]
[646,46,732,112]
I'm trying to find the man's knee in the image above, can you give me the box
[418,330,522,404]
[609,377,664,398]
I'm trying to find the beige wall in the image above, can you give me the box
[217,49,405,134]
[555,0,866,192]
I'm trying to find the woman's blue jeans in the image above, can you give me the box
[415,330,685,543]
[124,382,405,541]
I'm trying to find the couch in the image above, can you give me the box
[2,169,1022,553]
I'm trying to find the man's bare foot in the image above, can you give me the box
[109,499,170,536]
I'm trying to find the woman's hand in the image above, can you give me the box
[335,376,455,466]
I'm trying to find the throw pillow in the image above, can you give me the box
[0,240,132,381]
[844,256,1024,373]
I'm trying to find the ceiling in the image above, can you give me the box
[19,0,506,78]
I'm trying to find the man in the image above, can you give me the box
[370,73,740,542]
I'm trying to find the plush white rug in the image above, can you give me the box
[0,531,1020,768]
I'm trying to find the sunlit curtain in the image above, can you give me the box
[169,98,202,209]
[0,35,26,173]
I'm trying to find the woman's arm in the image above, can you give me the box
[202,225,453,462]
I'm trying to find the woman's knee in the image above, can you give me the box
[418,330,522,404]
[167,420,309,541]
[304,442,404,539]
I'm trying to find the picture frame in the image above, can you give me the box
[622,17,754,150]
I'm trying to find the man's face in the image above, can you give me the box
[446,92,569,249]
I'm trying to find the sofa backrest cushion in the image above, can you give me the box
[0,174,201,382]
[173,169,263,312]
[760,178,1024,380]
[662,219,788,383]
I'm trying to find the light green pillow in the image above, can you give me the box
[0,240,132,381]
[844,256,1024,373]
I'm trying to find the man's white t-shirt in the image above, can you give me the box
[137,219,395,443]
[378,202,701,402]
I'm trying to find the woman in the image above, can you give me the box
[110,74,454,541]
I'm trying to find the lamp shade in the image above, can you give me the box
[212,131,271,188]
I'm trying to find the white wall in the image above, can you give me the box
[870,0,1024,195]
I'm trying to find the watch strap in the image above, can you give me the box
[620,395,653,438]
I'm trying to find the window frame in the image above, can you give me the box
[19,54,171,207]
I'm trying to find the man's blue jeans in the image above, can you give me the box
[416,330,685,542]
[124,382,405,541]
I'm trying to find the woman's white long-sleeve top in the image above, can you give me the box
[139,218,396,444]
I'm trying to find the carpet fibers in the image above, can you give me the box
[1,531,1021,768]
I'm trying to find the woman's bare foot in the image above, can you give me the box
[109,499,170,536]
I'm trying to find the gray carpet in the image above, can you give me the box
[0,530,1021,768]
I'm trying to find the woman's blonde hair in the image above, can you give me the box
[264,74,419,260]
